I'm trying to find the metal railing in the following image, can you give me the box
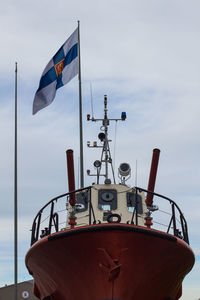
[30,186,189,246]
[31,186,92,245]
[134,187,189,244]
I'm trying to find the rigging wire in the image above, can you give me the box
[90,82,94,118]
[40,208,67,224]
[153,221,169,228]
[77,156,80,189]
[135,160,138,187]
[113,120,118,172]
[158,209,171,216]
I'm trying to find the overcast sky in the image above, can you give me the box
[0,0,200,299]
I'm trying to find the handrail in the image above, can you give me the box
[135,187,189,244]
[30,185,190,246]
[31,186,92,245]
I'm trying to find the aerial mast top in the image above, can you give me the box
[87,95,127,184]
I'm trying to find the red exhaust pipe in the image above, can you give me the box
[146,148,160,207]
[66,149,76,206]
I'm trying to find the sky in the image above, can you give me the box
[0,0,200,299]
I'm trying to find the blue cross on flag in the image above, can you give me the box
[33,28,78,115]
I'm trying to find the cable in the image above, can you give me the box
[90,82,94,118]
[113,120,118,172]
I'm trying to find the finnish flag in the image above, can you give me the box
[33,28,78,115]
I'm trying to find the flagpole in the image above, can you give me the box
[14,62,18,300]
[78,21,84,188]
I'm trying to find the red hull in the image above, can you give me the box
[26,224,194,300]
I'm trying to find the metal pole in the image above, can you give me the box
[104,95,108,180]
[14,62,18,300]
[146,148,160,206]
[78,20,84,188]
[66,149,76,205]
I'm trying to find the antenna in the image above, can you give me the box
[77,156,80,188]
[135,159,138,186]
[90,82,94,119]
[113,120,118,173]
[87,95,127,184]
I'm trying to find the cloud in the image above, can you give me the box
[0,0,200,294]
[0,217,32,243]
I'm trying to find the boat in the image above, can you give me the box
[25,95,195,300]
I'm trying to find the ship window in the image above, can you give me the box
[99,204,111,211]
[98,189,117,210]
[75,191,88,213]
[126,193,143,214]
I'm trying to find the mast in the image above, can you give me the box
[14,62,18,300]
[87,95,126,184]
[78,20,84,188]
[103,95,109,181]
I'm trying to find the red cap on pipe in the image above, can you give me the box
[146,148,160,207]
[66,149,76,206]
